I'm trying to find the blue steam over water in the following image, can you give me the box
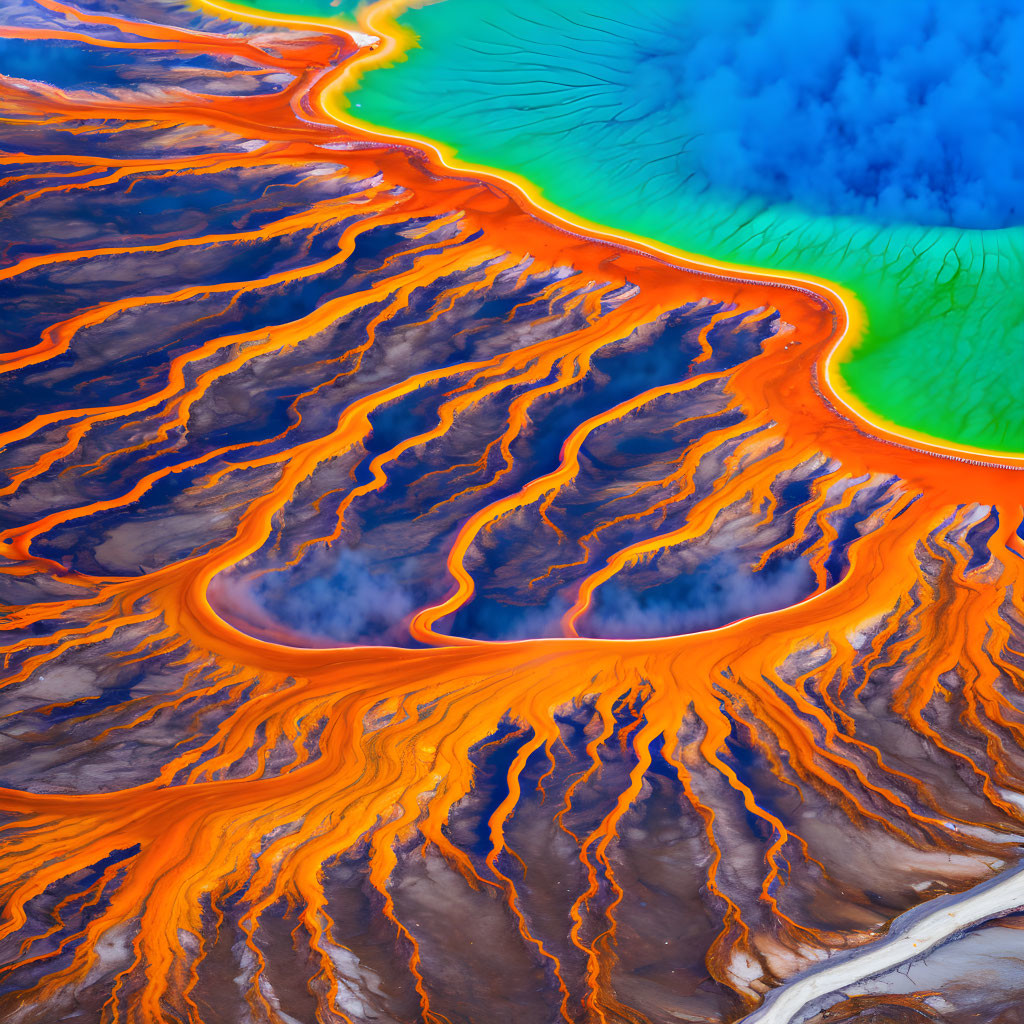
[632,0,1023,228]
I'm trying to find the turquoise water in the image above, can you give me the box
[246,0,1024,451]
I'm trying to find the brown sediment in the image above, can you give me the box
[0,1,1023,1022]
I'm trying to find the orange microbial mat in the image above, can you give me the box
[1,2,1023,1023]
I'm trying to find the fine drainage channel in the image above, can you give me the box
[740,852,1024,1024]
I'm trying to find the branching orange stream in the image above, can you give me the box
[1,2,1024,1023]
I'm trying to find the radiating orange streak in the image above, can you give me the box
[0,196,405,391]
[0,201,389,495]
[0,190,357,285]
[561,421,775,636]
[410,292,606,513]
[30,0,300,56]
[568,708,656,1022]
[317,291,645,549]
[4,1,1024,1019]
[555,689,621,845]
[0,144,338,209]
[690,306,739,365]
[0,24,273,64]
[692,697,819,936]
[524,400,750,589]
[660,737,756,999]
[484,725,575,1022]
[410,365,731,643]
[0,63,342,147]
